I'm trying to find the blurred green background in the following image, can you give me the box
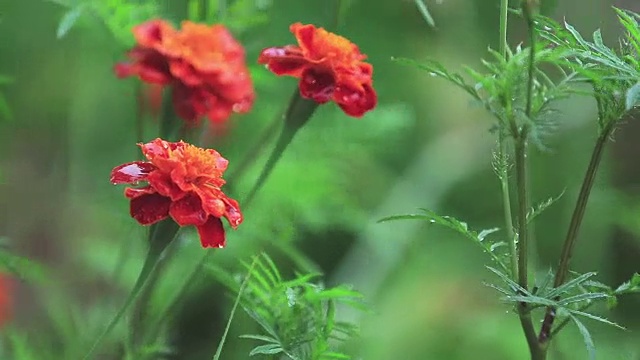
[1,0,639,359]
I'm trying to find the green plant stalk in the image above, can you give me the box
[142,91,318,345]
[212,256,258,360]
[497,0,517,279]
[242,91,318,207]
[538,122,614,346]
[82,220,179,360]
[499,0,509,58]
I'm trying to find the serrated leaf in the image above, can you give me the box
[569,309,625,330]
[614,273,640,294]
[569,314,596,360]
[249,343,283,356]
[558,292,610,306]
[527,190,565,223]
[239,334,280,344]
[57,6,84,39]
[625,83,640,110]
[486,266,529,295]
[543,272,597,299]
[478,228,500,241]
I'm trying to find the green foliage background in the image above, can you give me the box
[0,0,639,359]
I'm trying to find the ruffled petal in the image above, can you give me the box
[290,23,315,55]
[196,216,226,248]
[130,193,171,225]
[335,83,377,118]
[258,46,308,76]
[299,68,335,103]
[169,194,208,226]
[133,19,175,48]
[223,197,243,228]
[124,185,156,199]
[110,161,156,184]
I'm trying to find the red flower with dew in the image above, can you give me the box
[110,138,242,248]
[258,23,377,117]
[0,274,13,327]
[115,20,255,125]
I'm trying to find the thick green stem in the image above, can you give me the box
[82,224,176,360]
[514,132,530,289]
[243,91,318,206]
[538,123,614,345]
[499,0,509,58]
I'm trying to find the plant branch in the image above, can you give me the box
[538,121,614,344]
[499,0,509,58]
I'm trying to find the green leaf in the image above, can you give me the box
[614,273,640,294]
[543,272,597,299]
[413,0,436,28]
[625,82,640,110]
[527,190,565,223]
[239,334,280,344]
[249,344,284,356]
[569,314,596,360]
[569,309,625,330]
[57,6,84,39]
[380,209,509,272]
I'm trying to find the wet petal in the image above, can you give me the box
[223,197,243,228]
[258,47,308,76]
[130,193,171,225]
[124,186,157,199]
[335,83,377,118]
[299,68,335,103]
[133,19,174,48]
[196,216,226,248]
[110,161,156,184]
[169,194,208,226]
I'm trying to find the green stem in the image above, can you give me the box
[212,256,258,360]
[538,123,614,345]
[499,139,517,279]
[82,237,168,360]
[514,132,530,290]
[499,0,509,58]
[243,91,318,206]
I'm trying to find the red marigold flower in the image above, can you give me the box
[0,274,13,327]
[110,138,242,248]
[115,20,255,125]
[258,23,377,118]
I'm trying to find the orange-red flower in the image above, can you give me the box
[0,274,13,327]
[115,20,255,125]
[110,138,242,248]
[258,23,377,117]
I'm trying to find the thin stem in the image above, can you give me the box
[514,131,530,289]
[499,0,509,58]
[225,114,281,190]
[498,139,518,279]
[212,256,258,360]
[82,243,167,360]
[538,123,614,344]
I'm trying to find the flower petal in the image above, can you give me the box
[169,194,208,226]
[130,193,171,225]
[196,216,226,248]
[258,46,308,76]
[110,161,156,184]
[335,83,377,118]
[299,68,335,103]
[133,19,175,48]
[223,197,243,228]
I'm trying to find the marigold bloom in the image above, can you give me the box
[115,20,255,125]
[258,23,377,117]
[110,138,242,248]
[0,274,12,327]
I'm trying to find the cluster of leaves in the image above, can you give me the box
[536,8,640,128]
[393,38,576,148]
[49,0,273,45]
[208,253,365,359]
